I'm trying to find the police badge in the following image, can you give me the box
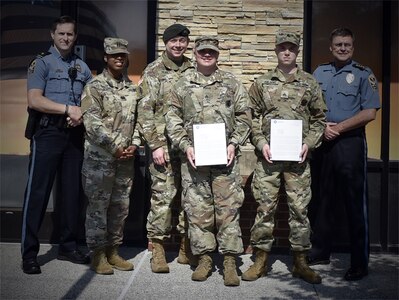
[346,73,355,84]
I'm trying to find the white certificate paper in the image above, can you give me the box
[270,119,303,161]
[193,123,227,166]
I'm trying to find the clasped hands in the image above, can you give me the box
[115,145,137,160]
[66,106,83,127]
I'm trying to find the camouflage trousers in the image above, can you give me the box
[181,158,244,255]
[250,159,312,252]
[83,156,134,250]
[146,148,186,240]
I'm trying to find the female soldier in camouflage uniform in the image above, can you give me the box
[81,37,142,275]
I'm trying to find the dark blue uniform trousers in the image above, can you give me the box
[21,124,84,260]
[309,128,370,269]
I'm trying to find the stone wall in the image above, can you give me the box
[155,0,304,253]
[157,0,304,88]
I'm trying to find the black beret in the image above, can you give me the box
[162,24,190,43]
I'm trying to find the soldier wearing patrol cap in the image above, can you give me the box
[138,24,196,274]
[242,30,326,284]
[166,36,251,286]
[81,37,142,275]
[308,28,380,281]
[21,15,92,275]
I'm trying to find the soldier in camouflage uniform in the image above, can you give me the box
[138,24,196,273]
[165,36,251,286]
[81,38,142,275]
[241,31,327,284]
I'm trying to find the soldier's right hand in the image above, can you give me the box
[262,144,273,164]
[186,147,196,169]
[152,147,166,166]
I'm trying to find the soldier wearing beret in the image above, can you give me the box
[165,36,251,286]
[242,31,326,284]
[307,28,380,281]
[138,24,196,273]
[81,37,142,275]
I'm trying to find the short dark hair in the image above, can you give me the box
[329,28,355,42]
[51,15,77,34]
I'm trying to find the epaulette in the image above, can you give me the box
[318,62,330,66]
[36,51,51,59]
[353,63,367,70]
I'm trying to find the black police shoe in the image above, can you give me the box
[344,267,368,281]
[22,258,41,274]
[306,255,331,266]
[57,249,90,264]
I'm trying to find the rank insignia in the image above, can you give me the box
[75,64,82,73]
[281,90,289,99]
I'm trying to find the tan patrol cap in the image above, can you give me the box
[104,37,130,54]
[275,31,301,46]
[195,36,219,52]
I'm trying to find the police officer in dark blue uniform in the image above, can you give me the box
[307,28,380,281]
[21,15,92,274]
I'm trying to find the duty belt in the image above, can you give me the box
[40,114,67,128]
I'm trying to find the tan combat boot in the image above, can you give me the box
[192,254,212,281]
[242,248,268,281]
[150,239,170,273]
[292,251,322,284]
[106,245,134,271]
[91,247,114,275]
[177,236,199,267]
[223,254,240,286]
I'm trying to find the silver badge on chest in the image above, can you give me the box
[346,73,355,84]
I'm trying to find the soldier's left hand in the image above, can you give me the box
[299,144,309,163]
[226,144,236,167]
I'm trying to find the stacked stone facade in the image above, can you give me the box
[157,0,304,88]
[155,0,304,252]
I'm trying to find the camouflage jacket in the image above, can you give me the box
[165,68,252,153]
[138,51,194,151]
[249,67,327,155]
[81,68,142,161]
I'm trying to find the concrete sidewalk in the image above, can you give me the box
[1,243,398,299]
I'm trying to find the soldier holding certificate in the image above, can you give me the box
[165,36,251,286]
[242,31,326,284]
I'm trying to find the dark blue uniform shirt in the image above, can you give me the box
[27,46,92,105]
[313,60,380,123]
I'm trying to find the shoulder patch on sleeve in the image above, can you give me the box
[368,74,378,90]
[28,59,37,74]
[28,52,50,73]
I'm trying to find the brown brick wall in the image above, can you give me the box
[151,0,304,252]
